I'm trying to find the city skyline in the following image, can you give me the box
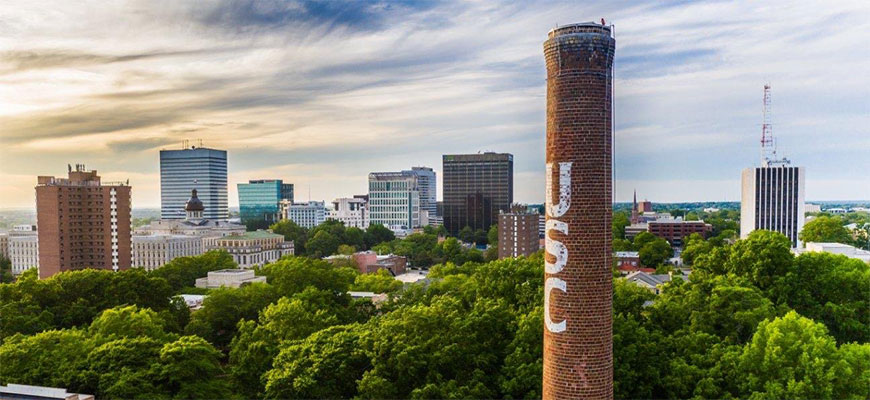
[1,1,869,209]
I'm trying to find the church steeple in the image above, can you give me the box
[630,189,639,224]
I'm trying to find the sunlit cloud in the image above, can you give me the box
[0,0,867,209]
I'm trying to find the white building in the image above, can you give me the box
[0,233,8,259]
[804,203,821,214]
[214,231,294,268]
[328,197,369,229]
[741,165,806,247]
[132,234,204,270]
[368,171,422,231]
[195,269,266,288]
[795,242,870,263]
[282,200,326,229]
[8,225,39,275]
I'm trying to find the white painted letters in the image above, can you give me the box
[545,162,572,334]
[544,277,567,333]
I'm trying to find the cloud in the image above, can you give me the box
[0,0,868,209]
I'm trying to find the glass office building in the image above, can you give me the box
[442,152,513,235]
[237,180,294,225]
[160,147,228,220]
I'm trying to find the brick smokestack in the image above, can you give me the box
[542,22,615,399]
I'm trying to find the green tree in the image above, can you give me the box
[726,230,793,292]
[680,233,711,266]
[487,224,499,246]
[344,227,366,250]
[148,250,236,292]
[799,215,852,245]
[0,329,95,391]
[458,226,475,243]
[157,336,231,399]
[738,311,848,399]
[365,224,395,248]
[184,283,279,350]
[0,255,13,283]
[638,237,673,267]
[306,230,341,257]
[265,325,371,399]
[352,269,403,294]
[89,305,168,341]
[612,211,630,239]
[270,219,308,252]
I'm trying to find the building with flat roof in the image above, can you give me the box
[160,145,227,220]
[282,200,327,229]
[132,234,203,270]
[7,225,39,276]
[498,209,540,259]
[330,250,408,275]
[214,230,293,268]
[648,219,713,247]
[408,167,437,219]
[741,165,805,247]
[795,242,870,263]
[328,197,369,229]
[0,384,94,400]
[195,269,266,288]
[442,152,513,235]
[237,179,293,226]
[36,165,131,279]
[368,171,423,230]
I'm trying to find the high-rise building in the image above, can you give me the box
[740,84,806,248]
[237,179,294,225]
[542,22,615,399]
[36,165,132,279]
[407,167,437,218]
[368,171,422,230]
[741,166,805,247]
[498,209,540,259]
[159,146,227,220]
[281,200,327,229]
[328,197,369,229]
[442,153,513,235]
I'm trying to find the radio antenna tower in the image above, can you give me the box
[760,83,774,166]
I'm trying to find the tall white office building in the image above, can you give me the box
[368,171,422,230]
[740,84,806,248]
[741,166,805,247]
[282,200,327,229]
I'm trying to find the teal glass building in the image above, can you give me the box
[237,180,294,224]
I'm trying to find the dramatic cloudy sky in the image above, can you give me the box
[1,0,868,209]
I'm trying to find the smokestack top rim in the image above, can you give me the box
[547,22,612,39]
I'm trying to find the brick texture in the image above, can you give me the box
[542,23,615,400]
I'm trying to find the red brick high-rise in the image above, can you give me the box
[543,22,615,399]
[36,164,132,279]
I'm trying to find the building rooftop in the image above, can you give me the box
[221,230,283,241]
[0,383,94,400]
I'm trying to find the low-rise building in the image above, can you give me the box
[135,189,246,250]
[195,269,266,288]
[178,294,207,310]
[804,203,822,213]
[348,251,407,275]
[0,383,94,400]
[282,200,327,228]
[132,234,204,270]
[795,242,870,263]
[498,209,540,259]
[328,197,369,229]
[8,225,39,276]
[625,271,686,295]
[394,269,429,284]
[648,219,712,247]
[614,251,655,275]
[214,230,293,268]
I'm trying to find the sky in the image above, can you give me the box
[0,0,868,209]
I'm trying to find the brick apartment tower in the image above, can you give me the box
[543,22,615,399]
[36,164,132,279]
